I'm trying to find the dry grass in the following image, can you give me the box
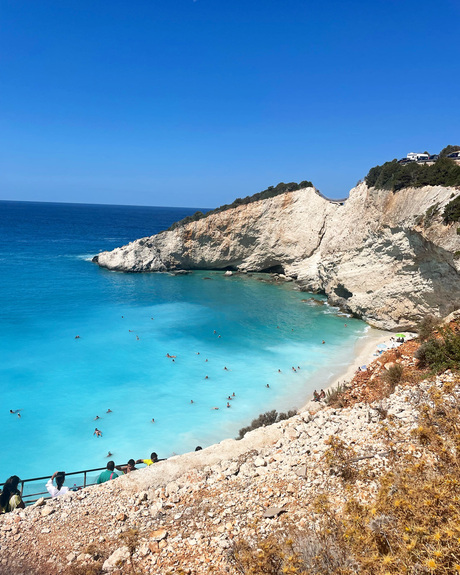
[231,377,460,574]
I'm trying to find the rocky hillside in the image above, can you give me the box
[93,184,460,330]
[2,322,459,575]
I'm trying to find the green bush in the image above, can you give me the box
[440,144,460,157]
[443,194,460,224]
[416,315,440,342]
[365,156,460,192]
[382,364,404,392]
[415,327,460,371]
[237,408,297,439]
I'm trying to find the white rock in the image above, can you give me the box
[102,546,130,572]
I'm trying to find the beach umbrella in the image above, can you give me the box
[396,334,405,338]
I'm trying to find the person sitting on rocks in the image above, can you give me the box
[0,475,25,513]
[46,471,69,498]
[313,390,320,402]
[97,461,119,484]
[116,459,137,474]
[319,389,326,400]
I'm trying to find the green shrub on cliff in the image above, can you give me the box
[365,154,460,192]
[439,144,460,157]
[415,326,460,372]
[165,180,314,232]
[237,408,297,439]
[443,194,460,223]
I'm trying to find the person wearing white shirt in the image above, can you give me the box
[46,471,69,498]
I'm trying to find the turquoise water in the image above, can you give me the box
[0,200,368,485]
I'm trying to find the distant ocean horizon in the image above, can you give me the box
[0,199,370,485]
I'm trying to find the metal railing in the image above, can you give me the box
[0,467,107,506]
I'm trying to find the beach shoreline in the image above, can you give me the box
[299,327,408,411]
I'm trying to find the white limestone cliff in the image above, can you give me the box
[93,184,460,330]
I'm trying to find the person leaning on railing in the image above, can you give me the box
[97,461,119,484]
[0,475,25,513]
[46,471,69,498]
[135,452,160,466]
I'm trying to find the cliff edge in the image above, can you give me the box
[93,184,460,330]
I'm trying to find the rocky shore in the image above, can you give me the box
[2,326,459,575]
[93,184,460,330]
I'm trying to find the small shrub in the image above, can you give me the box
[237,409,297,439]
[324,435,358,482]
[417,314,440,341]
[382,363,404,392]
[229,536,305,574]
[415,327,460,371]
[424,202,440,224]
[443,194,460,224]
[325,382,346,407]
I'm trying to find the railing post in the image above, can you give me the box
[83,471,87,488]
[20,480,24,497]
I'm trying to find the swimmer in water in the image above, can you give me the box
[106,409,112,413]
[151,418,155,423]
[227,402,230,408]
[94,415,100,420]
[106,451,113,458]
[205,375,209,379]
[75,335,80,339]
[17,413,21,419]
[212,407,219,410]
[190,400,194,404]
[94,428,102,437]
[322,340,325,344]
[266,384,270,388]
[232,392,235,397]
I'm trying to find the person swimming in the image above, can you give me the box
[94,428,102,437]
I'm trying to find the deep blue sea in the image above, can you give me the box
[0,200,370,487]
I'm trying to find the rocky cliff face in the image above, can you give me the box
[93,184,460,330]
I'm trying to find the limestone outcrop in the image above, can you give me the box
[93,184,460,330]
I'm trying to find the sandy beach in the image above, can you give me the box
[301,327,413,410]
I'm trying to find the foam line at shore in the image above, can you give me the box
[300,328,410,410]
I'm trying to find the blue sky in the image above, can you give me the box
[1,0,459,208]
